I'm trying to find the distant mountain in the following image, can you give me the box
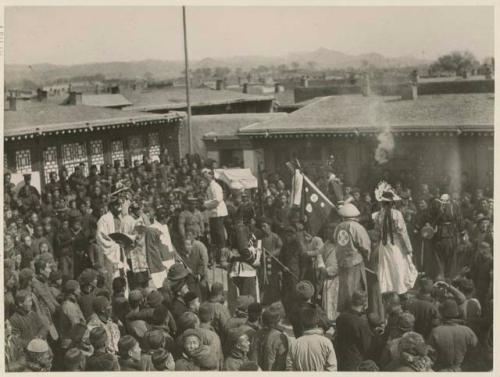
[5,48,430,87]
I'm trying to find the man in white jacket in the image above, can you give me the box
[96,198,129,292]
[202,168,228,266]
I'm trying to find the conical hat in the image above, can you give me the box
[337,203,360,218]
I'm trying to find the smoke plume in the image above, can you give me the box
[375,127,394,164]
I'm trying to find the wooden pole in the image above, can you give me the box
[182,6,193,155]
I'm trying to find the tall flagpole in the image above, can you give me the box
[182,6,193,155]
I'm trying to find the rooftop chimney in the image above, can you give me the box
[242,83,249,94]
[401,83,418,101]
[36,88,48,102]
[216,79,225,91]
[274,83,283,93]
[300,76,309,87]
[8,96,18,111]
[361,73,371,97]
[68,91,83,105]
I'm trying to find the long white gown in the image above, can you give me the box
[373,208,418,294]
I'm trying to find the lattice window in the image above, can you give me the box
[148,132,161,161]
[129,136,144,164]
[62,142,88,176]
[4,154,8,171]
[43,146,59,183]
[15,149,32,174]
[111,140,125,166]
[89,140,105,168]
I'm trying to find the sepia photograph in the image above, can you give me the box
[2,4,495,373]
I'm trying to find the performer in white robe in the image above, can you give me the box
[96,198,129,292]
[149,207,177,287]
[373,182,418,295]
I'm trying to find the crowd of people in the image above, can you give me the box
[3,149,494,372]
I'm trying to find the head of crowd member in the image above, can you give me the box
[184,292,200,314]
[256,217,272,237]
[248,302,263,324]
[144,329,165,352]
[418,278,435,298]
[23,173,32,187]
[439,299,460,321]
[89,326,108,353]
[209,282,225,304]
[262,304,282,329]
[182,329,202,357]
[146,290,164,309]
[397,311,415,336]
[474,188,484,203]
[178,311,200,334]
[235,295,255,318]
[79,269,98,294]
[64,280,81,299]
[167,264,190,297]
[93,296,112,322]
[295,280,315,303]
[128,289,144,310]
[201,168,214,183]
[151,349,172,371]
[300,306,319,331]
[351,290,368,313]
[15,289,33,313]
[282,226,297,243]
[198,304,214,328]
[112,277,127,298]
[18,268,34,290]
[108,197,122,218]
[397,332,433,371]
[4,268,18,292]
[64,348,85,371]
[118,335,142,363]
[35,258,52,280]
[26,338,53,372]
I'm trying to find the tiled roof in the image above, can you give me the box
[239,93,494,136]
[80,94,132,108]
[4,102,184,139]
[121,87,274,112]
[195,113,287,140]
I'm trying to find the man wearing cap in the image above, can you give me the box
[18,173,41,211]
[202,168,228,266]
[86,327,120,371]
[427,299,478,371]
[179,196,205,241]
[250,303,290,371]
[59,280,85,341]
[405,278,440,339]
[334,203,371,313]
[286,306,337,371]
[9,289,49,348]
[117,335,142,370]
[335,291,373,371]
[63,348,85,371]
[96,197,130,292]
[23,338,53,372]
[86,296,121,354]
[78,268,98,320]
[224,328,251,370]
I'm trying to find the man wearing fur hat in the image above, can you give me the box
[334,203,371,313]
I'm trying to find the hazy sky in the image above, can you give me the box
[5,6,494,65]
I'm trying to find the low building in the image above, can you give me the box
[213,91,494,192]
[4,97,184,186]
[121,86,274,114]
